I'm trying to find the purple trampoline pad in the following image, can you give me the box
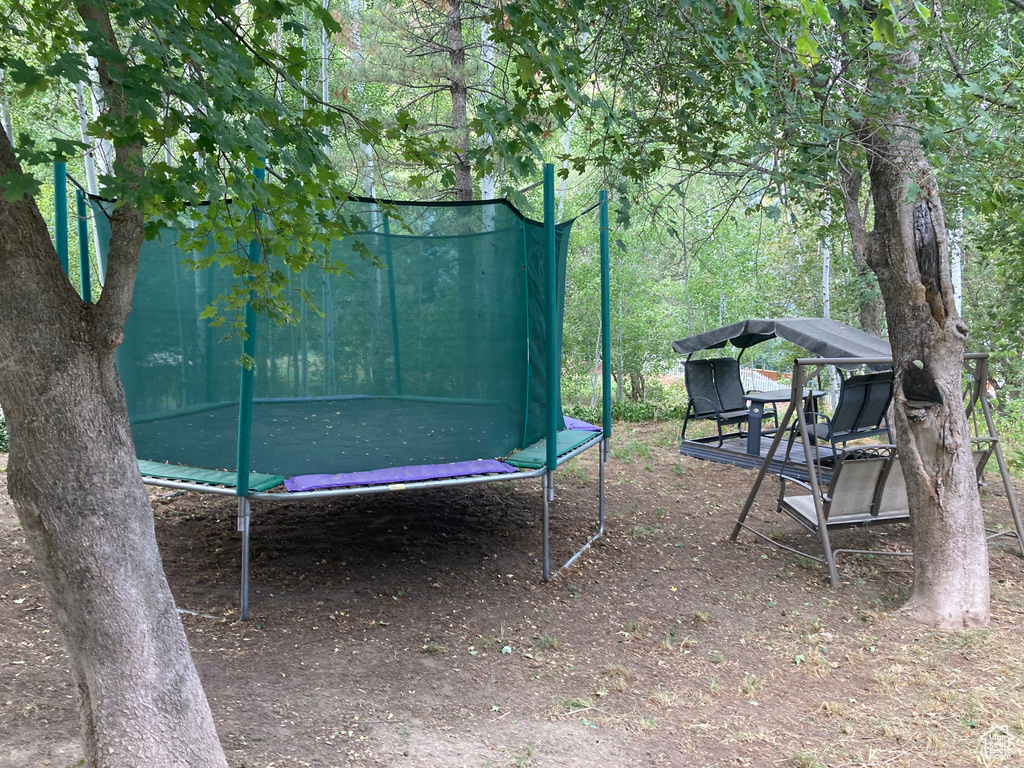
[285,459,520,492]
[563,417,601,432]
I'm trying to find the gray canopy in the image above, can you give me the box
[672,318,891,369]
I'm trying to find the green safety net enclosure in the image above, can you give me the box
[104,199,572,479]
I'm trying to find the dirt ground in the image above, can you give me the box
[3,421,1024,768]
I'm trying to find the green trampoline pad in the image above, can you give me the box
[506,430,601,469]
[138,460,285,492]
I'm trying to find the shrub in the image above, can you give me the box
[564,400,687,425]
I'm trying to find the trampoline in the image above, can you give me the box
[101,165,612,619]
[129,397,527,478]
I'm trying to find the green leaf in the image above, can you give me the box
[794,34,821,64]
[872,15,897,45]
[51,138,88,161]
[0,172,42,202]
[4,56,49,95]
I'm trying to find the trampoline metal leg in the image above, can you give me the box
[542,471,552,582]
[542,440,607,584]
[599,437,607,535]
[238,496,251,621]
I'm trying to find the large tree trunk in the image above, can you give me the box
[859,45,989,629]
[0,26,227,768]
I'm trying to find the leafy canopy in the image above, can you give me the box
[1,0,450,328]
[483,0,1024,222]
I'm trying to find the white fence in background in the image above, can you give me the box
[740,369,783,392]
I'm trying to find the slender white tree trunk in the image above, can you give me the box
[680,184,693,334]
[558,112,575,219]
[321,0,330,144]
[557,31,587,219]
[822,208,838,407]
[0,70,12,143]
[949,199,963,314]
[480,10,495,216]
[274,21,284,103]
[301,9,308,111]
[86,56,113,177]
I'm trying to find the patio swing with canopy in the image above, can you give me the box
[671,317,1023,585]
[672,317,894,474]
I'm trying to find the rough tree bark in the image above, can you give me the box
[445,0,473,201]
[858,42,989,629]
[0,9,228,766]
[838,165,884,336]
[445,0,480,396]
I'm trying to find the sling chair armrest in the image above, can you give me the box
[689,395,723,417]
[801,410,833,441]
[718,408,752,419]
[777,474,814,508]
[778,474,813,493]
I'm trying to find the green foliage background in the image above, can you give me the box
[3,0,1024,448]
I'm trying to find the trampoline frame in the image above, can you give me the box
[142,430,608,619]
[130,167,613,620]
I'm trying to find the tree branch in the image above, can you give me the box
[76,2,145,370]
[935,0,1018,108]
[207,9,362,126]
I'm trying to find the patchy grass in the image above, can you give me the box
[555,696,595,715]
[4,424,1024,768]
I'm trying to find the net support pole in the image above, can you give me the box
[238,496,251,621]
[235,164,265,621]
[598,189,610,534]
[75,189,92,302]
[599,430,606,530]
[383,214,402,395]
[543,163,557,478]
[542,163,557,581]
[542,471,552,581]
[599,190,611,450]
[54,162,68,274]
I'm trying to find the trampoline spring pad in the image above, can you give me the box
[506,430,601,469]
[562,417,601,432]
[284,459,520,492]
[137,460,285,492]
